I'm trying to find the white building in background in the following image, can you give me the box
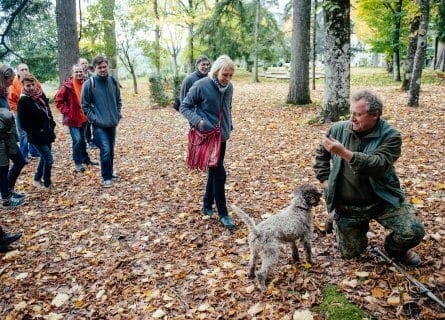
[350,34,386,67]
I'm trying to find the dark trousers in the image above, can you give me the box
[203,141,228,217]
[93,126,116,180]
[0,152,27,200]
[33,143,53,187]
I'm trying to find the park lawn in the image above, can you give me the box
[1,72,444,319]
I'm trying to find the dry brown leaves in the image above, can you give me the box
[0,80,444,319]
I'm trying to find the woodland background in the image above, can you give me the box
[0,0,445,319]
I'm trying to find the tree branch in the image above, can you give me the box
[0,0,30,60]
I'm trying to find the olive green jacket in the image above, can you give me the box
[314,119,405,212]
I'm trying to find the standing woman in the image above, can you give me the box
[180,55,236,229]
[0,65,27,207]
[17,73,56,189]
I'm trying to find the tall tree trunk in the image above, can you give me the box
[252,0,260,83]
[287,0,311,104]
[435,39,445,71]
[55,0,79,84]
[408,0,430,107]
[102,0,118,78]
[392,0,403,81]
[312,0,317,90]
[154,0,161,75]
[187,0,195,73]
[401,15,420,90]
[321,0,350,121]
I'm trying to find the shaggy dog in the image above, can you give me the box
[231,184,322,291]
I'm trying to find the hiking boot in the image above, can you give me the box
[0,231,22,252]
[219,215,235,230]
[395,250,422,267]
[2,197,25,208]
[103,180,113,188]
[10,190,25,199]
[202,207,214,216]
[75,164,85,172]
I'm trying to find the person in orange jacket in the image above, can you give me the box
[8,63,41,161]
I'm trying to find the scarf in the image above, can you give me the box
[22,86,46,106]
[212,77,229,93]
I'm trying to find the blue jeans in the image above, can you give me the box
[33,144,53,187]
[15,114,39,159]
[93,126,116,180]
[0,152,27,199]
[203,142,228,217]
[69,123,90,165]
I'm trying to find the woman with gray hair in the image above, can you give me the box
[180,55,236,229]
[0,65,27,208]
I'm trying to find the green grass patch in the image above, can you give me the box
[317,285,371,320]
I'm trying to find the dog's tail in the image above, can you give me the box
[230,204,260,237]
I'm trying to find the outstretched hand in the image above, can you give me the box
[323,135,353,161]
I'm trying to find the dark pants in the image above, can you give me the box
[93,126,116,181]
[33,143,53,187]
[69,123,90,165]
[0,152,27,200]
[203,142,228,217]
[333,203,425,258]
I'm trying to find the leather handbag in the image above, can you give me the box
[186,110,223,171]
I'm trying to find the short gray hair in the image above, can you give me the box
[208,55,235,79]
[351,89,383,116]
[195,55,210,68]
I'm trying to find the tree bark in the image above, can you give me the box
[391,0,403,81]
[321,0,350,121]
[252,0,260,83]
[435,39,445,71]
[408,0,430,107]
[312,0,317,90]
[287,0,311,104]
[56,0,79,84]
[401,15,420,90]
[154,0,161,75]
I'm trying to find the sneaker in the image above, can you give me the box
[89,142,97,150]
[103,180,113,188]
[2,197,25,208]
[219,215,235,230]
[10,190,25,199]
[396,250,422,267]
[84,160,99,166]
[33,180,43,188]
[111,173,120,181]
[0,231,22,252]
[202,207,214,216]
[75,164,85,172]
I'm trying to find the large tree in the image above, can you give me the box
[321,0,351,122]
[433,0,445,71]
[287,0,311,104]
[0,0,57,81]
[408,0,430,107]
[56,0,79,83]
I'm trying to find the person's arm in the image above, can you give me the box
[313,131,333,183]
[81,79,95,123]
[179,83,212,131]
[54,86,69,115]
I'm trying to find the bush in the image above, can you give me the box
[148,74,169,107]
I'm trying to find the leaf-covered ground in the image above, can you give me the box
[1,79,444,319]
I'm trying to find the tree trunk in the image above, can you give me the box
[435,39,445,71]
[401,15,420,90]
[321,0,350,121]
[392,0,403,81]
[55,0,79,84]
[287,0,311,104]
[408,0,430,107]
[130,65,138,94]
[102,0,118,78]
[154,0,161,75]
[252,0,260,83]
[312,0,317,90]
[188,0,195,73]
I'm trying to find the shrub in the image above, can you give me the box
[148,74,169,107]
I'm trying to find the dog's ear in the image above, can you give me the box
[297,184,321,206]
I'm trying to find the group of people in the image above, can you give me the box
[0,55,121,251]
[1,53,425,267]
[177,54,424,266]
